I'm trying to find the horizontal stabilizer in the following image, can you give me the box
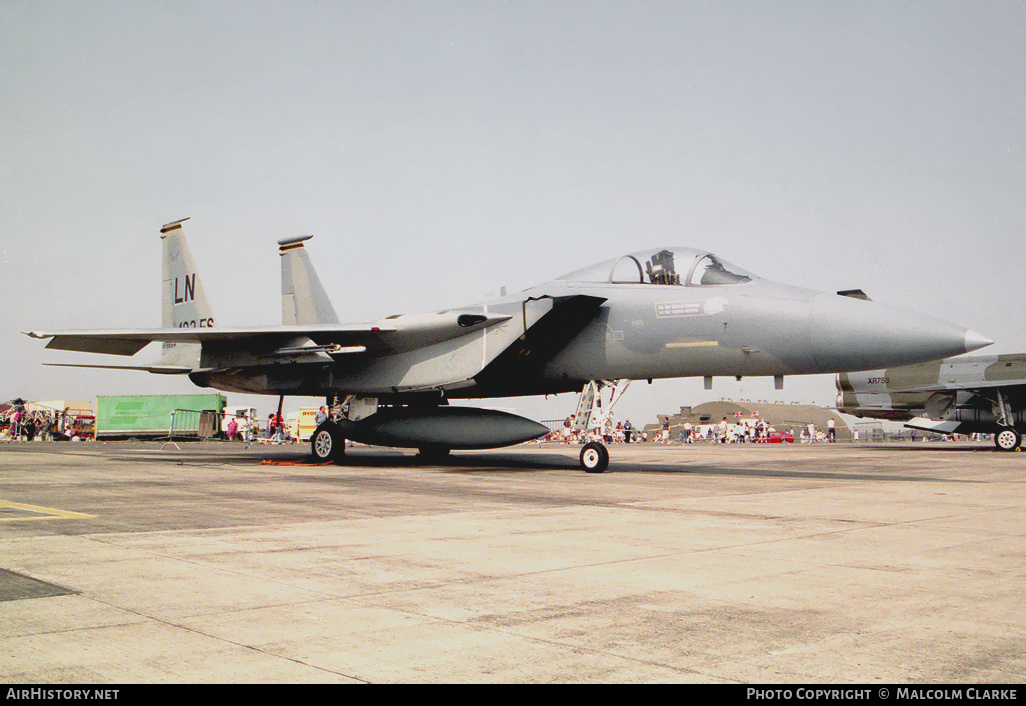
[39,335,150,357]
[44,362,192,375]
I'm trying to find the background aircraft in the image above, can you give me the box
[837,354,1026,450]
[26,221,992,470]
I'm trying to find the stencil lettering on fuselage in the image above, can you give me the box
[655,297,728,318]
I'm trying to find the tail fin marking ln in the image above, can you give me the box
[161,218,214,333]
[158,217,214,369]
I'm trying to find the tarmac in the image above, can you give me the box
[0,438,1023,684]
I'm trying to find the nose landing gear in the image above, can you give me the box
[573,379,630,472]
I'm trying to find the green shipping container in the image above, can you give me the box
[95,394,226,439]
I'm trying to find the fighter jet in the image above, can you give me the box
[837,353,1026,451]
[26,219,992,471]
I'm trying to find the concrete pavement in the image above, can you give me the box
[1,440,1023,683]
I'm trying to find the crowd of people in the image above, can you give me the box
[221,411,292,443]
[1,399,90,441]
[549,415,640,444]
[545,413,848,445]
[222,406,328,444]
[221,413,262,442]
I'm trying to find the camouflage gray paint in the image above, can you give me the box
[836,353,1026,448]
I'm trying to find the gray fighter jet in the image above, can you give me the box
[837,353,1026,451]
[26,219,992,470]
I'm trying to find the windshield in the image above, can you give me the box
[557,248,755,286]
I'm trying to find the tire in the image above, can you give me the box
[580,442,609,473]
[311,422,345,463]
[994,426,1021,451]
[417,446,451,462]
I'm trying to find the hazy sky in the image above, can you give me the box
[3,1,1024,426]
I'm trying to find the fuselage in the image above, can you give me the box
[192,247,989,400]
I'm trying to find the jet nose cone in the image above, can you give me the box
[964,330,994,354]
[810,294,991,373]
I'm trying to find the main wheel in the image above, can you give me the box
[580,442,609,473]
[994,426,1021,451]
[311,422,345,463]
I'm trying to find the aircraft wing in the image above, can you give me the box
[24,324,398,356]
[25,312,515,361]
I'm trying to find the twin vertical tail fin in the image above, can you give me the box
[278,235,339,325]
[99,223,333,375]
[158,218,214,368]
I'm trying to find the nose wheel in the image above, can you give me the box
[580,442,609,473]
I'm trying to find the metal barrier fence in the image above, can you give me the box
[163,410,282,447]
[541,419,565,434]
[167,409,220,441]
[161,409,218,450]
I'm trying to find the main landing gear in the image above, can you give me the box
[992,389,1021,451]
[311,395,350,464]
[994,426,1021,452]
[311,421,345,463]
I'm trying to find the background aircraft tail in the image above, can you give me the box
[158,218,214,368]
[278,235,339,325]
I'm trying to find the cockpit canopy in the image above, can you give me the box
[557,248,755,286]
